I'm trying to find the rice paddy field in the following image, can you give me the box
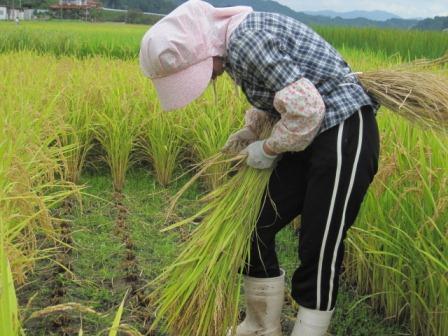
[0,20,447,336]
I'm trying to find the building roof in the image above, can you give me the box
[49,0,101,10]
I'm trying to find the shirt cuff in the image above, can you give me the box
[265,78,325,153]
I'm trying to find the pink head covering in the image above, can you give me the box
[139,0,252,111]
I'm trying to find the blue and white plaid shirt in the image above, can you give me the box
[225,12,379,132]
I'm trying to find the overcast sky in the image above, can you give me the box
[278,0,448,19]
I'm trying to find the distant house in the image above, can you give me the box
[0,6,35,20]
[50,0,101,11]
[60,0,88,5]
[0,6,7,20]
[49,0,101,19]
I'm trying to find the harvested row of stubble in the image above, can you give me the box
[47,198,78,332]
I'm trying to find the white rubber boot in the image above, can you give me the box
[227,269,285,336]
[290,306,334,336]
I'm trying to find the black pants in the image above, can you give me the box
[243,106,380,311]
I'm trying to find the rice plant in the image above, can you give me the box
[0,52,81,334]
[183,79,245,189]
[56,62,96,184]
[139,106,185,187]
[345,111,448,336]
[93,63,147,193]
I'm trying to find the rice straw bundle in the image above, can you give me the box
[148,152,273,336]
[358,53,448,131]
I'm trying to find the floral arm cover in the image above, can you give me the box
[264,77,325,153]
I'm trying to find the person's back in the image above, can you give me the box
[226,11,377,131]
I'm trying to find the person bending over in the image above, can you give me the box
[139,1,380,335]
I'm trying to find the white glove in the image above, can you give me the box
[222,127,258,154]
[241,140,278,170]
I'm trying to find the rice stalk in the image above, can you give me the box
[139,106,184,187]
[109,290,128,336]
[94,81,144,193]
[57,65,95,184]
[149,126,274,336]
[184,80,244,189]
[0,219,21,336]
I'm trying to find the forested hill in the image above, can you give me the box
[174,0,420,29]
[412,16,448,31]
[99,0,420,29]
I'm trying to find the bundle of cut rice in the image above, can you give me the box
[359,53,448,131]
[149,152,273,336]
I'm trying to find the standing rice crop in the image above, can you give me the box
[57,62,96,184]
[336,51,448,335]
[93,63,147,193]
[0,21,146,59]
[139,106,185,187]
[344,111,448,336]
[0,52,81,334]
[315,26,448,60]
[2,22,447,61]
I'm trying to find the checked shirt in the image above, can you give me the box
[224,12,379,133]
